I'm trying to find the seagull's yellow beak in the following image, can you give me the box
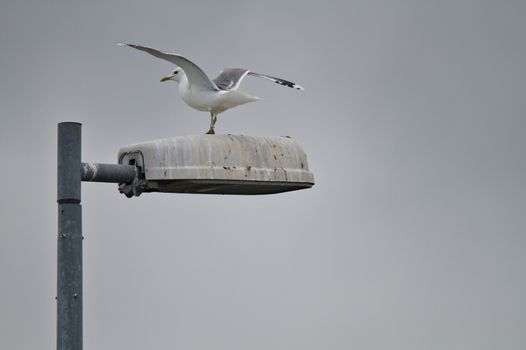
[160,76,172,82]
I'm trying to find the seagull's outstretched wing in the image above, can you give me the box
[213,68,305,91]
[119,43,218,91]
[248,71,304,91]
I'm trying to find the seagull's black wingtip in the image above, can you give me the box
[117,43,138,48]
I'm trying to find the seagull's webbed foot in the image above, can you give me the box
[206,128,215,135]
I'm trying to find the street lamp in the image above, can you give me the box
[56,121,314,350]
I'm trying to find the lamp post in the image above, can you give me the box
[57,122,137,350]
[56,121,313,350]
[57,122,82,350]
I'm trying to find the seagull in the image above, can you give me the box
[118,43,304,134]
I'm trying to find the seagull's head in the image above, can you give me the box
[160,68,184,83]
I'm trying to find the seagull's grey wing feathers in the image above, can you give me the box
[248,72,304,91]
[213,68,305,91]
[119,43,218,91]
[213,68,250,91]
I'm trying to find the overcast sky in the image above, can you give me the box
[1,1,526,349]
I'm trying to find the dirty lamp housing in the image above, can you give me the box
[117,135,315,196]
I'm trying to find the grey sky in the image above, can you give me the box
[1,1,525,349]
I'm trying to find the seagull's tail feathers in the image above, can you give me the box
[213,91,261,114]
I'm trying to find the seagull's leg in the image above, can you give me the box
[206,111,217,135]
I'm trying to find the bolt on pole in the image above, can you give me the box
[57,122,83,350]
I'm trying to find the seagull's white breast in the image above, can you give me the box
[178,82,217,112]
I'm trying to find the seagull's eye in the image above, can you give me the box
[173,71,178,75]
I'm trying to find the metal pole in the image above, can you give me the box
[57,122,82,350]
[81,162,137,183]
